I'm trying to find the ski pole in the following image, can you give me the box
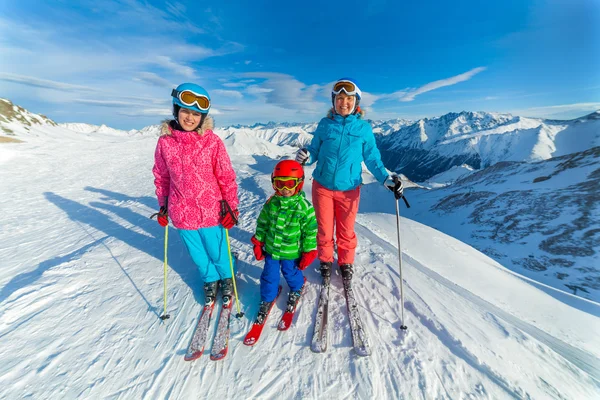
[392,176,410,330]
[224,228,245,318]
[161,224,171,320]
[220,200,245,318]
[395,199,407,330]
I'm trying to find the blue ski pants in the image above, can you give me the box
[260,254,304,302]
[178,225,232,283]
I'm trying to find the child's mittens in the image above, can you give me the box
[251,236,265,260]
[298,250,318,270]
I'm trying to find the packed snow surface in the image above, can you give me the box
[0,127,599,399]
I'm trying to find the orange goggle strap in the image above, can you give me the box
[172,89,210,111]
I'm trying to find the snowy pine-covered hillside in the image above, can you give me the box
[1,121,599,399]
[377,110,600,182]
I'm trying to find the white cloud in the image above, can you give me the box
[118,107,171,117]
[513,102,600,119]
[134,72,174,88]
[222,82,246,88]
[0,73,99,92]
[153,56,196,78]
[165,1,187,18]
[240,72,325,112]
[246,85,274,95]
[397,67,487,102]
[75,99,139,107]
[212,89,243,99]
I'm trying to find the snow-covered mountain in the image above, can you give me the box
[0,98,56,141]
[59,122,131,136]
[1,120,599,399]
[377,111,600,182]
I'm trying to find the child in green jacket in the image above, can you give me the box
[250,160,318,324]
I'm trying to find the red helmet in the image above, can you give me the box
[271,160,305,195]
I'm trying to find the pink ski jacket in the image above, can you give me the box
[152,117,239,230]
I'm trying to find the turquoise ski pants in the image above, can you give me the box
[178,225,232,283]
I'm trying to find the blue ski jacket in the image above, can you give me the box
[305,111,389,191]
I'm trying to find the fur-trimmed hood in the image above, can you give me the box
[326,107,366,119]
[160,115,214,136]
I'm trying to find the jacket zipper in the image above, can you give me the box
[332,117,347,180]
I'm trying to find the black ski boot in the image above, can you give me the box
[320,261,332,278]
[255,300,273,324]
[203,281,218,306]
[339,264,354,281]
[286,288,303,312]
[221,278,233,306]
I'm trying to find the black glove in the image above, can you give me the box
[295,148,309,164]
[384,175,404,200]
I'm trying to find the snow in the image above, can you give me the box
[421,164,475,188]
[0,125,599,399]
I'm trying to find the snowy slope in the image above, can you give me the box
[1,127,599,399]
[388,147,600,303]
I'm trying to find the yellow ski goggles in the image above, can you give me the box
[272,176,303,191]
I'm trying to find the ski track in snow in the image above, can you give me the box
[1,134,599,399]
[355,222,600,386]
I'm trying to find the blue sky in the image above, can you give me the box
[0,0,598,129]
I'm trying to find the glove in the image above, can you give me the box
[152,206,168,227]
[220,209,239,229]
[385,174,404,200]
[219,200,239,229]
[295,148,309,164]
[251,236,265,261]
[298,250,318,270]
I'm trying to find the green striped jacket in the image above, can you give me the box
[254,191,317,260]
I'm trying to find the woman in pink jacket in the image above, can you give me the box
[152,83,239,307]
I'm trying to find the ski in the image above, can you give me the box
[209,298,233,361]
[278,277,307,331]
[243,286,282,346]
[342,279,371,357]
[210,255,238,361]
[310,276,330,353]
[184,301,216,361]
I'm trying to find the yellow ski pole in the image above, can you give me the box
[161,224,171,320]
[221,200,245,318]
[225,229,244,318]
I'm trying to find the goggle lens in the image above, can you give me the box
[178,90,210,110]
[273,177,301,190]
[333,81,357,94]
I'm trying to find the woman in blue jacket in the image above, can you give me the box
[296,78,403,280]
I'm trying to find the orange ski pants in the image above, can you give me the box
[312,180,360,265]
